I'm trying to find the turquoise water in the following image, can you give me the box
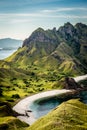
[29,91,87,119]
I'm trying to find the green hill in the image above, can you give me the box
[0,22,87,102]
[0,23,87,130]
[5,22,87,73]
[0,101,29,130]
[27,99,87,130]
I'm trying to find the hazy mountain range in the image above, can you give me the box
[0,38,22,49]
[0,38,22,60]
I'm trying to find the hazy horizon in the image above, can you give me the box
[0,0,87,40]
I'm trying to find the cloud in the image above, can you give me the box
[39,14,87,19]
[49,15,87,19]
[0,10,87,24]
[0,12,87,19]
[42,7,87,13]
[10,19,31,23]
[0,13,43,18]
[0,7,87,19]
[0,13,32,24]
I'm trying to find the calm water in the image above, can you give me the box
[0,49,17,60]
[29,91,87,119]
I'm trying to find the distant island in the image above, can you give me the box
[0,38,22,49]
[0,38,22,59]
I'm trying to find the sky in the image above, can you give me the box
[0,0,87,40]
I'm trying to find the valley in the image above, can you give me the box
[0,22,87,130]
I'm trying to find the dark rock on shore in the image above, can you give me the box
[64,77,83,90]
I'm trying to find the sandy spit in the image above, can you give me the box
[13,89,71,125]
[74,74,87,82]
[13,74,87,125]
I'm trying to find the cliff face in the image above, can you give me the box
[58,22,76,38]
[22,22,87,57]
[23,28,58,47]
[2,22,87,75]
[0,23,87,130]
[22,22,86,45]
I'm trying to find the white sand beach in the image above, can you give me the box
[13,89,72,125]
[13,74,87,125]
[74,74,87,82]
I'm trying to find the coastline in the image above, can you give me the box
[74,74,87,82]
[13,89,72,125]
[13,74,87,125]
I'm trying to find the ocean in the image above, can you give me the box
[0,48,17,60]
[30,90,87,119]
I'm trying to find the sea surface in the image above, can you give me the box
[29,91,87,119]
[0,48,17,60]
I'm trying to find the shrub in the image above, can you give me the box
[0,86,3,96]
[12,94,20,99]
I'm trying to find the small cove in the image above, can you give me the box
[29,90,87,119]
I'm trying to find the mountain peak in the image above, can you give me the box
[75,22,87,28]
[34,27,44,32]
[22,27,58,47]
[58,22,75,37]
[5,22,87,75]
[64,22,73,27]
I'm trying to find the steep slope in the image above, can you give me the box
[0,117,28,130]
[0,22,87,102]
[0,23,87,130]
[0,101,29,130]
[27,99,87,130]
[58,22,87,67]
[5,23,87,74]
[6,28,59,69]
[58,22,80,55]
[75,23,87,66]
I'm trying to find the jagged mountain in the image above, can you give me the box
[0,23,87,130]
[0,22,87,99]
[0,22,87,106]
[5,22,87,74]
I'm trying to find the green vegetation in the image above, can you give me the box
[0,101,29,130]
[0,65,75,103]
[0,23,87,102]
[27,99,87,130]
[0,116,28,130]
[0,22,87,130]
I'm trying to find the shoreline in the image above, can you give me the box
[13,89,72,125]
[74,74,87,82]
[13,74,87,125]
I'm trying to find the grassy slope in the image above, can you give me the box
[0,102,29,130]
[0,45,79,103]
[0,41,84,102]
[5,42,84,74]
[0,23,87,130]
[0,116,28,130]
[27,99,87,130]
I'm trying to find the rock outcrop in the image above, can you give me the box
[3,22,87,76]
[64,77,82,90]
